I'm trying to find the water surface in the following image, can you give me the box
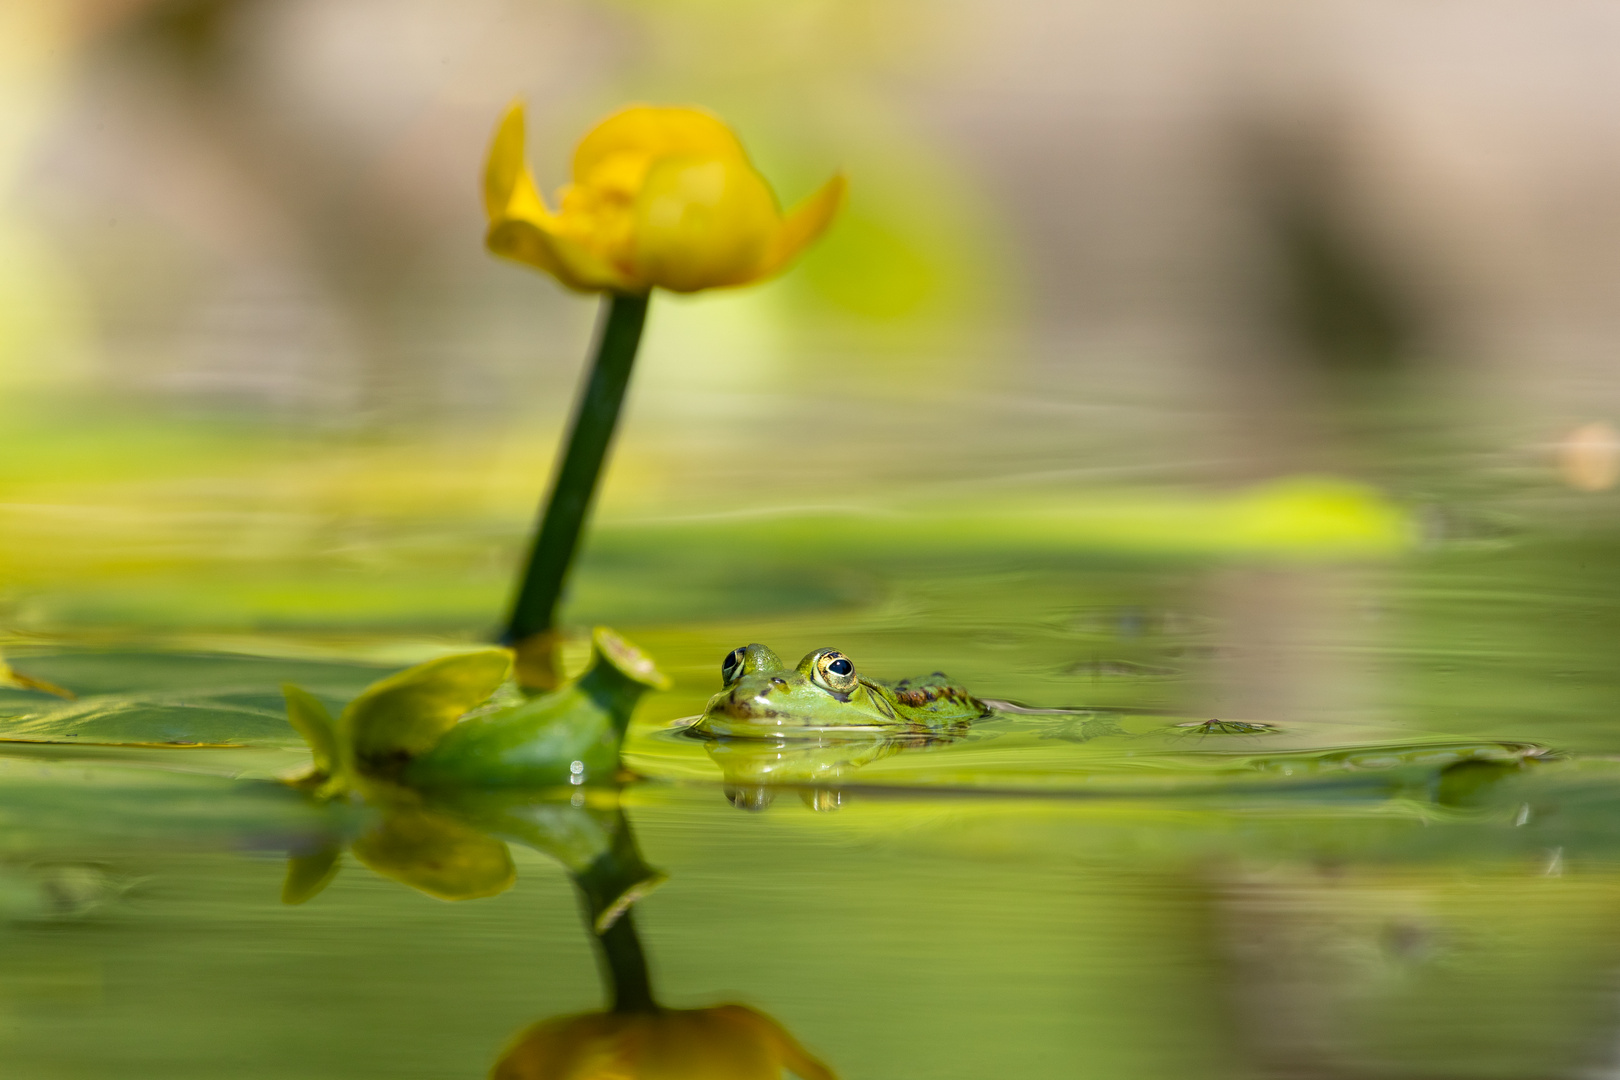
[4,518,1620,1079]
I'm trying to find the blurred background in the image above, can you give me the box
[14,8,1620,1080]
[5,0,1620,731]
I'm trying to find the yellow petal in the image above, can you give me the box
[484,101,531,222]
[630,154,780,292]
[506,165,557,224]
[492,1014,611,1079]
[717,1006,839,1080]
[758,173,846,279]
[573,105,746,185]
[487,219,585,289]
[551,227,643,293]
[488,217,640,293]
[637,1009,784,1078]
[495,1010,809,1080]
[484,101,632,291]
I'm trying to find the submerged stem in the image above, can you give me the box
[596,909,659,1014]
[504,291,650,680]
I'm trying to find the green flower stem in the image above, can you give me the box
[596,908,659,1014]
[504,291,650,662]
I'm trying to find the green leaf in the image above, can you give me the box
[591,626,671,690]
[350,804,515,902]
[282,685,339,775]
[281,844,343,905]
[0,692,301,747]
[339,649,512,773]
[0,652,391,748]
[0,653,74,699]
[0,755,349,849]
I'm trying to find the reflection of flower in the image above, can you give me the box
[494,1005,836,1080]
[281,786,664,924]
[484,103,844,294]
[281,789,517,905]
[347,798,516,902]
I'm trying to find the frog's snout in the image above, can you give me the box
[713,686,775,719]
[704,677,795,724]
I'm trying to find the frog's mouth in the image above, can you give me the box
[696,686,886,738]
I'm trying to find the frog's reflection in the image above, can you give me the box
[701,730,959,811]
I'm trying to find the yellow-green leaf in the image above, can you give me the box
[350,805,515,902]
[282,684,339,777]
[0,654,74,699]
[339,649,512,773]
[281,844,342,905]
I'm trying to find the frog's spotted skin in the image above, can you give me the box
[695,644,990,738]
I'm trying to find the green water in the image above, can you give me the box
[5,523,1620,1079]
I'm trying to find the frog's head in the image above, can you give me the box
[718,643,783,686]
[697,645,891,737]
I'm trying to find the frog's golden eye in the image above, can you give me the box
[812,650,858,693]
[721,647,747,686]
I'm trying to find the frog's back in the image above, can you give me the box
[870,672,990,728]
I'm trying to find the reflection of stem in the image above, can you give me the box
[596,909,659,1014]
[504,292,651,676]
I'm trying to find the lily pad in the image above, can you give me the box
[0,755,348,852]
[0,691,307,747]
[0,652,397,747]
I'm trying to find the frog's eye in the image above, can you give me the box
[721,647,747,685]
[812,651,858,693]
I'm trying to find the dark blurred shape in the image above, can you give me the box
[1258,141,1420,379]
[1272,197,1416,377]
[119,0,249,76]
[1433,757,1524,809]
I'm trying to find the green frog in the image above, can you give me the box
[692,643,991,738]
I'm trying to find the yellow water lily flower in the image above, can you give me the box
[493,1005,836,1080]
[484,103,845,294]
